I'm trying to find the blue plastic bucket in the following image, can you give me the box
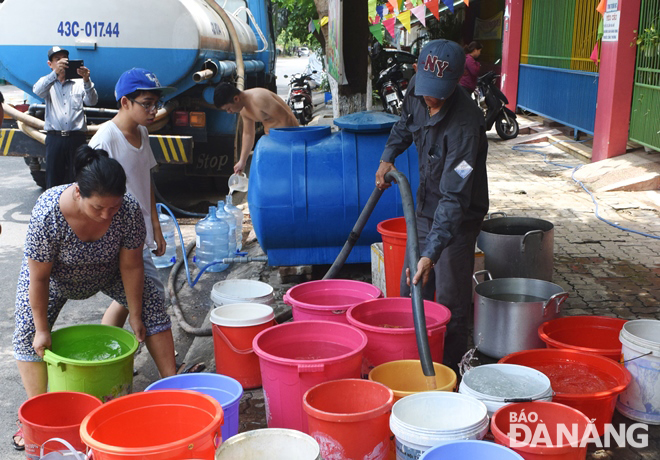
[420,440,524,459]
[145,373,243,441]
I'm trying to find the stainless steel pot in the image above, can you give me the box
[473,270,568,359]
[477,212,554,281]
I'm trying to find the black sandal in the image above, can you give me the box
[12,422,24,451]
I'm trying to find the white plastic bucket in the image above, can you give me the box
[459,364,553,417]
[617,319,660,424]
[389,392,489,460]
[211,279,274,306]
[216,428,321,459]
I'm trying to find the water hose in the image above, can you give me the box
[324,170,436,386]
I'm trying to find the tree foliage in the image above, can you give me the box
[272,0,322,52]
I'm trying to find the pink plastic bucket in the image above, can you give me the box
[284,279,383,324]
[253,320,368,433]
[346,297,451,375]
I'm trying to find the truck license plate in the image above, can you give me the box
[294,101,304,109]
[385,93,397,102]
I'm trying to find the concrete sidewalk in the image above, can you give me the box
[137,115,659,458]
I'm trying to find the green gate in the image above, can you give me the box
[629,0,660,151]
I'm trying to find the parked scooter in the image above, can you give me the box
[475,69,519,140]
[375,57,409,115]
[284,71,316,125]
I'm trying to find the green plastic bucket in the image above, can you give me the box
[43,325,139,402]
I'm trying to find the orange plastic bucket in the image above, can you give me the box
[303,379,393,460]
[19,391,102,458]
[210,303,275,389]
[491,402,592,460]
[376,217,407,297]
[80,390,223,459]
[499,349,631,436]
[538,316,627,361]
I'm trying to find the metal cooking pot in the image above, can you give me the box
[477,212,554,281]
[473,270,568,359]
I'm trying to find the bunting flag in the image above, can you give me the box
[368,0,378,20]
[442,0,454,13]
[320,16,328,26]
[596,0,606,15]
[388,0,398,13]
[308,19,315,33]
[398,11,411,32]
[597,17,604,41]
[376,4,385,19]
[313,19,320,33]
[371,15,381,25]
[398,0,404,10]
[405,1,414,10]
[383,17,396,39]
[464,0,470,5]
[425,0,439,19]
[370,24,385,44]
[589,42,599,63]
[411,4,427,27]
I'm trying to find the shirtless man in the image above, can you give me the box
[214,83,299,174]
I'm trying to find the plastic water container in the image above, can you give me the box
[216,429,321,459]
[195,206,229,272]
[216,201,237,255]
[151,213,177,268]
[228,172,249,194]
[225,194,243,251]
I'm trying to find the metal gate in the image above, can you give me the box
[518,0,600,135]
[629,0,660,151]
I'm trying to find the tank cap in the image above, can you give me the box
[334,111,400,133]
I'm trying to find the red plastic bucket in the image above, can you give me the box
[346,297,451,374]
[80,390,224,459]
[499,349,631,436]
[18,391,102,458]
[538,316,627,361]
[210,303,275,389]
[284,279,382,323]
[376,217,407,297]
[303,379,394,460]
[491,402,592,460]
[253,320,367,432]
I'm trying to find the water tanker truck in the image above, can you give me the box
[0,0,275,188]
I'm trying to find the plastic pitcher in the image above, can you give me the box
[228,172,248,194]
[152,212,177,268]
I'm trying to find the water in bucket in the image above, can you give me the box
[55,334,125,361]
[152,213,177,268]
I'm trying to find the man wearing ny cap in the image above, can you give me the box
[33,46,98,188]
[375,39,489,371]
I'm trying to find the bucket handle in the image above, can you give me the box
[472,270,492,285]
[521,230,544,252]
[485,211,507,220]
[298,363,325,373]
[543,292,568,316]
[40,438,87,459]
[282,293,292,306]
[42,350,65,370]
[215,327,254,355]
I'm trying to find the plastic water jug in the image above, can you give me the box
[216,201,237,256]
[225,194,243,251]
[228,173,248,194]
[195,206,229,272]
[152,213,177,268]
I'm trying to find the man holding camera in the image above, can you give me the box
[33,46,98,188]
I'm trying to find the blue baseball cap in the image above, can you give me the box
[115,68,176,101]
[415,40,465,100]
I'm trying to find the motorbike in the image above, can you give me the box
[284,71,316,125]
[375,57,409,116]
[475,70,519,140]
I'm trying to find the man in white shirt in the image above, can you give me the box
[33,46,98,188]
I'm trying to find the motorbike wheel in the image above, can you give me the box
[388,101,401,116]
[495,113,519,140]
[303,103,314,124]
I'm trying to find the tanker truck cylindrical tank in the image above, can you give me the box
[248,112,420,266]
[0,0,258,104]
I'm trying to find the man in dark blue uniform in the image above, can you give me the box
[375,40,489,371]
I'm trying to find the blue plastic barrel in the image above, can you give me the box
[420,440,524,459]
[145,373,243,442]
[248,111,419,266]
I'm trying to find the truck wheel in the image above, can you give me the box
[24,157,47,189]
